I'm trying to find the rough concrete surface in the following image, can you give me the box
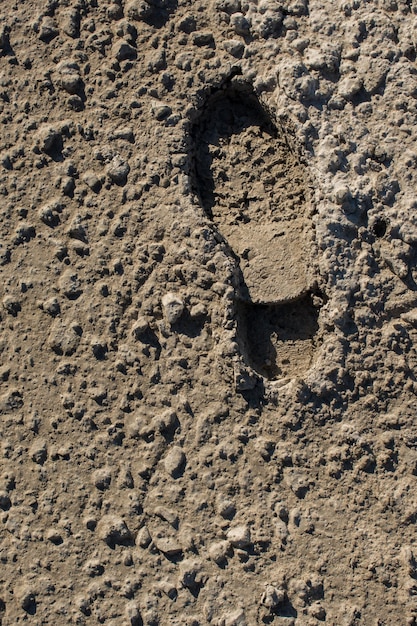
[1,0,417,624]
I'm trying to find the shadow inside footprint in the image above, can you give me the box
[237,294,320,380]
[192,80,320,380]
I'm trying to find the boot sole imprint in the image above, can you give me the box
[192,82,320,380]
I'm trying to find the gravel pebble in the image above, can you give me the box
[29,440,48,465]
[208,540,230,566]
[261,585,286,609]
[57,60,83,95]
[48,320,82,356]
[223,39,244,57]
[151,101,172,121]
[38,17,58,42]
[92,468,112,491]
[106,155,130,185]
[82,171,102,192]
[58,270,83,299]
[2,295,21,316]
[154,536,183,557]
[164,446,186,477]
[162,292,184,324]
[230,13,251,35]
[227,524,251,549]
[113,40,137,61]
[97,514,132,547]
[37,125,61,153]
[136,525,152,549]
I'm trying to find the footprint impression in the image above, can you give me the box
[192,81,320,381]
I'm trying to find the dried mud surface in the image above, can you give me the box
[1,1,417,625]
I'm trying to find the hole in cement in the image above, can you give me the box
[373,218,387,238]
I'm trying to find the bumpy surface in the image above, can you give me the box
[1,1,417,625]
